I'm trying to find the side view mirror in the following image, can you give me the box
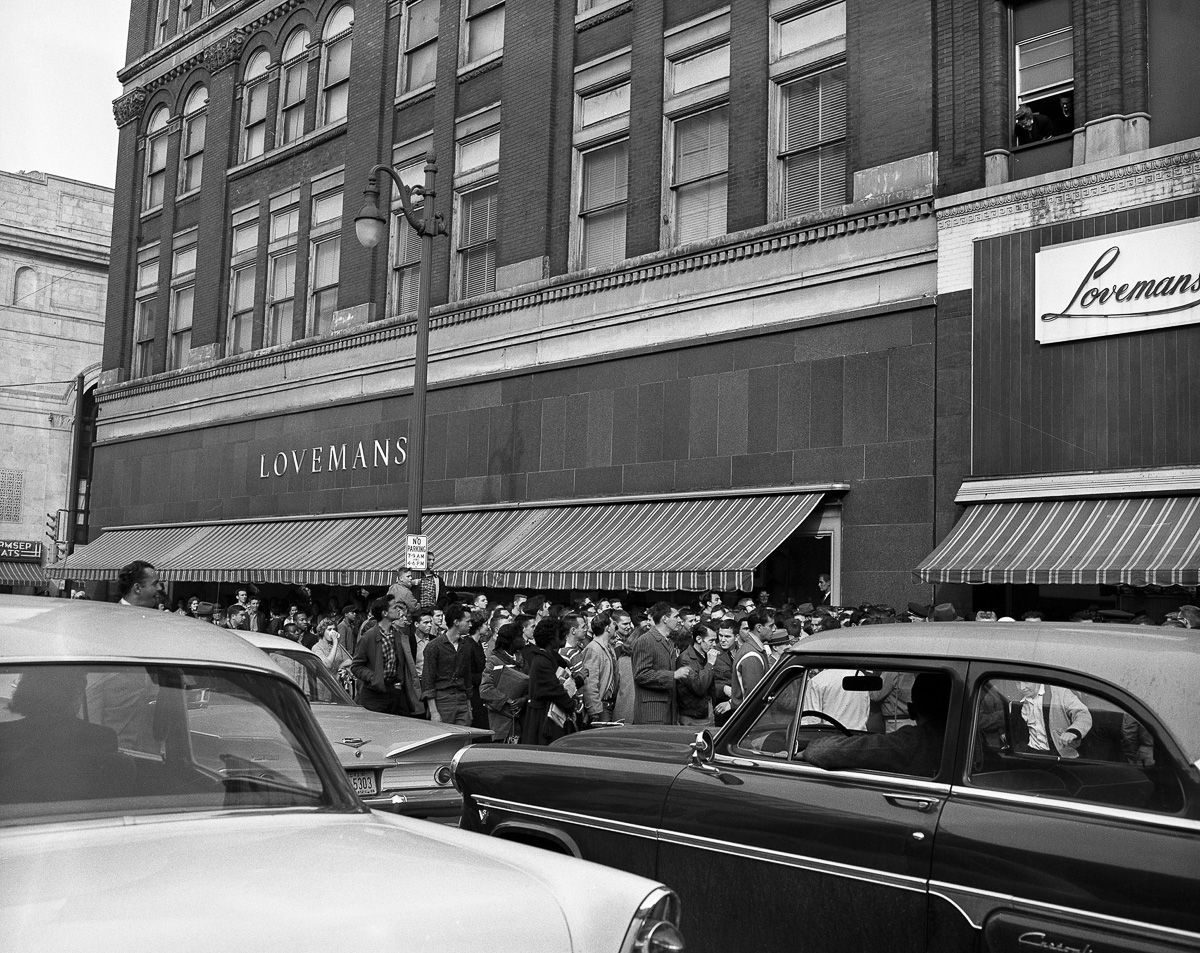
[689,730,714,766]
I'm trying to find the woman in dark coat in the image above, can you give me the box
[479,621,529,743]
[519,617,574,746]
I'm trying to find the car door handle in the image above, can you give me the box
[883,794,939,813]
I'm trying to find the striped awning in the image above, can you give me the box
[915,496,1200,586]
[51,491,826,592]
[0,561,46,585]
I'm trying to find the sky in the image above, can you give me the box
[1,0,129,188]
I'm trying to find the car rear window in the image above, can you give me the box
[0,662,351,824]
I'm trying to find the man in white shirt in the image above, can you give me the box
[801,668,869,732]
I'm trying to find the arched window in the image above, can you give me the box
[241,50,271,161]
[179,84,208,193]
[12,267,37,306]
[278,28,311,145]
[143,106,170,211]
[321,6,353,125]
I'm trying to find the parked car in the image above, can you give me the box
[452,621,1200,953]
[239,631,489,817]
[0,596,684,953]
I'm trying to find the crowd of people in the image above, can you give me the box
[116,561,1198,746]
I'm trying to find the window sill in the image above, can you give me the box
[226,119,348,181]
[175,187,200,204]
[140,205,164,219]
[457,52,502,82]
[576,0,632,30]
[395,84,435,109]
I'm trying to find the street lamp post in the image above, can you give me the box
[354,152,446,539]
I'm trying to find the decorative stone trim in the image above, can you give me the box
[112,88,148,127]
[97,195,934,400]
[457,56,502,85]
[938,147,1200,226]
[203,30,248,73]
[576,0,632,31]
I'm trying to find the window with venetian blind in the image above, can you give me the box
[671,106,729,245]
[778,67,846,216]
[457,185,497,298]
[579,140,628,268]
[770,1,848,218]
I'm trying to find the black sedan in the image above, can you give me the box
[451,622,1200,953]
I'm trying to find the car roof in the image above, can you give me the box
[788,621,1200,763]
[0,595,286,677]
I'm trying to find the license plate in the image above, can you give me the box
[348,771,377,796]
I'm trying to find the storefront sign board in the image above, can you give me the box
[1035,218,1200,344]
[0,540,41,562]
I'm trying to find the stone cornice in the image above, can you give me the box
[0,223,111,268]
[937,142,1200,226]
[97,194,933,401]
[118,0,305,93]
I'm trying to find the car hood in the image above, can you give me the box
[552,724,699,761]
[310,705,490,761]
[0,810,656,953]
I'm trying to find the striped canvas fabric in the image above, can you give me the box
[52,491,824,592]
[914,496,1200,586]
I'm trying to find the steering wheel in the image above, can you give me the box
[800,709,853,736]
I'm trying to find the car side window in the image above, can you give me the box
[966,676,1183,813]
[726,670,805,759]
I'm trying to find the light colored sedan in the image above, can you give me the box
[0,596,685,953]
[240,631,490,817]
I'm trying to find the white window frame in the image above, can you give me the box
[178,85,208,195]
[133,247,160,378]
[768,0,848,220]
[227,204,259,356]
[386,142,430,319]
[450,106,500,301]
[660,12,730,249]
[177,0,192,33]
[156,0,171,45]
[277,29,311,147]
[266,186,301,347]
[570,51,632,271]
[320,6,354,126]
[460,0,504,71]
[143,107,170,213]
[168,231,197,370]
[241,50,271,162]
[398,0,440,97]
[307,169,344,336]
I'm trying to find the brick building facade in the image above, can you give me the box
[67,0,1200,616]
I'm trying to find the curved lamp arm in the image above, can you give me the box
[354,153,446,248]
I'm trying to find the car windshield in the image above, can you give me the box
[0,662,358,825]
[264,648,355,706]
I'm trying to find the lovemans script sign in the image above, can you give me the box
[1035,218,1200,344]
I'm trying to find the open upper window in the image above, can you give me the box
[1012,0,1074,146]
[399,0,439,95]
